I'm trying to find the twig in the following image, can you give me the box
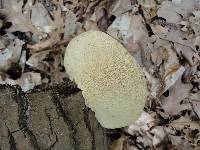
[27,38,69,53]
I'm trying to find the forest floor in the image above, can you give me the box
[0,0,200,149]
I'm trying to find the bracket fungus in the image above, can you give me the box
[64,31,148,129]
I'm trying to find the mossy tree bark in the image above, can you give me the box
[0,81,108,150]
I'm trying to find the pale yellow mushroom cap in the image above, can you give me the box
[64,31,148,129]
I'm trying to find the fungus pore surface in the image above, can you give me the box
[64,31,148,129]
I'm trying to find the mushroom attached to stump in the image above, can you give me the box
[64,31,148,129]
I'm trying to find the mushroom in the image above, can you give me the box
[64,31,148,129]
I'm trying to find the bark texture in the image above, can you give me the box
[0,81,108,150]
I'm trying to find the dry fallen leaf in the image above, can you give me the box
[190,100,200,119]
[168,135,193,150]
[17,72,42,91]
[128,112,156,133]
[31,2,51,33]
[109,0,132,16]
[107,13,147,44]
[150,126,167,147]
[176,43,200,64]
[157,1,182,24]
[64,8,79,38]
[161,78,192,115]
[0,0,41,35]
[169,116,200,148]
[26,50,51,71]
[0,38,24,72]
